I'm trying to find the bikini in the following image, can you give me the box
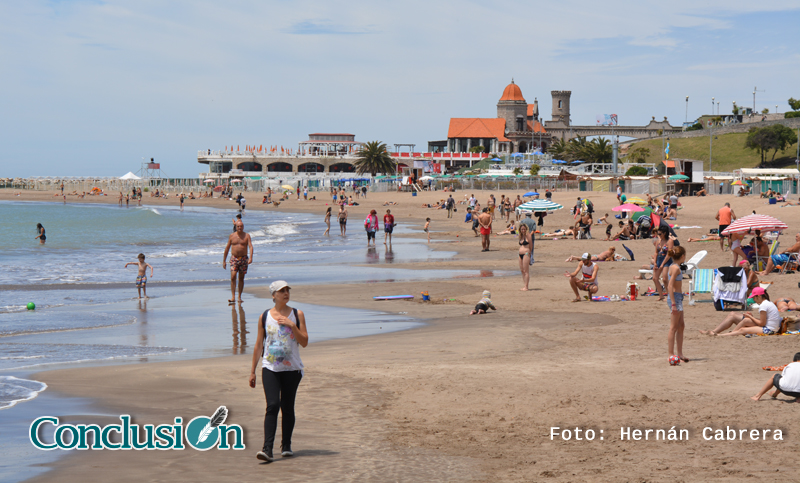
[519,239,530,259]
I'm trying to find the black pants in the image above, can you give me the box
[262,368,302,450]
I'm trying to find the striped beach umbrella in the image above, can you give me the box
[517,200,563,212]
[626,197,647,205]
[721,214,788,235]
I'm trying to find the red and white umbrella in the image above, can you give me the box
[721,214,788,235]
[612,203,644,212]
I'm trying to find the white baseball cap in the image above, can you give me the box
[269,280,291,294]
[581,253,591,260]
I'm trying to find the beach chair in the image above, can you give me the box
[780,252,800,274]
[688,268,714,305]
[755,240,779,272]
[638,249,706,280]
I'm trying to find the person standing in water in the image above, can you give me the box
[223,222,254,304]
[323,207,331,236]
[249,280,308,463]
[338,205,348,236]
[383,209,395,245]
[35,223,46,245]
[125,253,154,299]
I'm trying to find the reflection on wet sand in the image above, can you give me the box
[231,304,248,354]
[385,245,395,263]
[137,299,149,360]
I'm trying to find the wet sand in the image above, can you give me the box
[7,188,800,481]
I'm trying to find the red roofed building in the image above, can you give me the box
[444,80,550,155]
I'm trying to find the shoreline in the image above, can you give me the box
[7,187,800,481]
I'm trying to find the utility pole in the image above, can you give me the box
[685,96,689,125]
[710,97,715,172]
[753,86,765,113]
[612,135,619,174]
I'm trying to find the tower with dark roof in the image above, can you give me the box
[497,80,528,133]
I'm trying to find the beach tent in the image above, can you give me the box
[119,172,141,180]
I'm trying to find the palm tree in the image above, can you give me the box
[583,137,612,163]
[354,141,396,176]
[548,138,571,160]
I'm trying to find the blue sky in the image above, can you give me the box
[1,1,799,177]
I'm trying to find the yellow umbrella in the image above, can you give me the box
[281,185,295,191]
[626,197,647,205]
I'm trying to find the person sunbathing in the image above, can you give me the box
[565,247,617,262]
[776,297,798,312]
[756,233,800,276]
[687,234,721,242]
[699,288,781,336]
[543,228,574,237]
[496,222,517,235]
[383,201,398,206]
[781,200,800,207]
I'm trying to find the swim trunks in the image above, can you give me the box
[762,327,777,335]
[480,226,491,236]
[384,223,393,233]
[339,218,347,226]
[136,275,147,287]
[230,256,248,274]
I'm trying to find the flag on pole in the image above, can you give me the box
[665,142,670,160]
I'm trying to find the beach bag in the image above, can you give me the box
[626,282,639,300]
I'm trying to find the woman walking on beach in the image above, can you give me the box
[518,224,532,291]
[249,281,308,462]
[323,207,331,236]
[35,223,46,245]
[338,205,348,236]
[666,246,689,364]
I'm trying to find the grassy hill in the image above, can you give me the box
[625,132,798,172]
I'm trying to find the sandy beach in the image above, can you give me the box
[5,187,800,482]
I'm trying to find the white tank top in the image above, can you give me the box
[582,262,597,282]
[262,309,304,372]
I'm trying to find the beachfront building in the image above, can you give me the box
[447,80,549,155]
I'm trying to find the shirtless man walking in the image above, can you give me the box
[477,207,493,252]
[223,221,254,304]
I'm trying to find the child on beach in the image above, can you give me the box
[666,246,689,364]
[469,290,496,315]
[424,218,431,243]
[125,253,154,299]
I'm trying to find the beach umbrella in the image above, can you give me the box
[631,206,653,222]
[731,180,745,185]
[612,203,644,212]
[281,184,294,190]
[517,200,563,212]
[552,160,566,164]
[419,175,434,181]
[721,214,788,235]
[511,153,523,158]
[203,179,214,183]
[570,160,583,164]
[491,157,502,161]
[669,174,690,181]
[523,191,538,197]
[626,197,647,205]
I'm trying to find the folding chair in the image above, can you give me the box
[683,250,707,279]
[780,252,800,274]
[755,240,779,272]
[688,268,714,305]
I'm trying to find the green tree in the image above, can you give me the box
[582,137,613,163]
[626,146,651,164]
[686,122,703,131]
[732,104,740,115]
[761,108,770,115]
[469,145,485,153]
[547,138,571,160]
[354,141,396,176]
[513,167,523,175]
[744,125,797,164]
[788,97,800,111]
[625,166,648,176]
[529,164,540,176]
